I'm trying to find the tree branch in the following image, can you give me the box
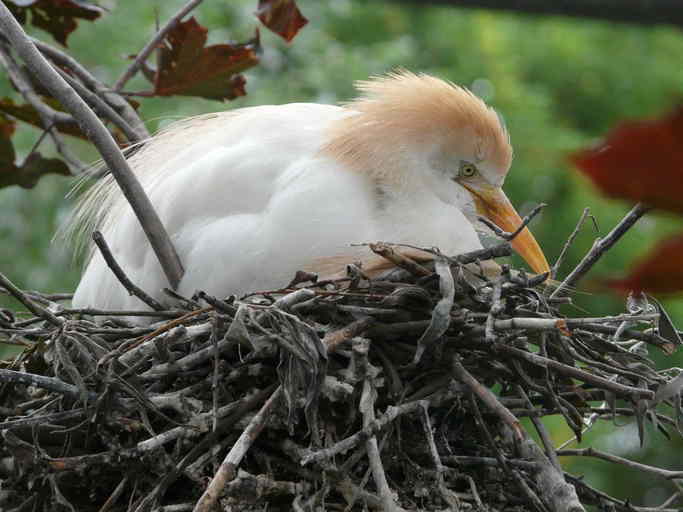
[550,203,650,298]
[113,0,205,91]
[0,4,185,290]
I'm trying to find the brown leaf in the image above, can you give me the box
[0,115,16,139]
[153,18,259,101]
[0,97,86,139]
[609,233,683,294]
[7,0,103,46]
[571,106,683,214]
[0,122,70,189]
[256,0,308,42]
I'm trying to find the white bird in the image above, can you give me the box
[70,71,549,312]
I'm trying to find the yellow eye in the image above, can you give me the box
[459,161,478,178]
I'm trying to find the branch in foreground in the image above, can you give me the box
[1,239,680,511]
[551,203,651,298]
[92,231,165,311]
[0,270,63,327]
[454,359,584,512]
[0,5,185,290]
[0,41,85,172]
[31,38,149,140]
[113,0,205,91]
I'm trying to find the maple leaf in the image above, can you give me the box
[153,17,259,101]
[0,97,86,139]
[609,233,683,294]
[256,0,308,42]
[571,106,683,214]
[7,0,103,46]
[0,116,70,189]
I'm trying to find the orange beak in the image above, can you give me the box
[466,185,550,274]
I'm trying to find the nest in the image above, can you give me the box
[1,241,682,512]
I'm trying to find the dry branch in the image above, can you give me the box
[1,234,682,511]
[0,4,184,290]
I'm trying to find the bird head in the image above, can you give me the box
[323,70,550,275]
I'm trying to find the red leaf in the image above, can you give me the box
[153,18,259,101]
[0,116,16,139]
[256,0,308,42]
[572,106,683,214]
[0,120,70,189]
[609,233,683,294]
[0,97,87,139]
[7,0,103,46]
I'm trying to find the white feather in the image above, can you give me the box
[71,102,483,312]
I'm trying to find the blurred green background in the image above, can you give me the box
[2,0,682,508]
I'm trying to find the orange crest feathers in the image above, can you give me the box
[322,70,512,182]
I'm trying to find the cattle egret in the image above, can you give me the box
[71,71,549,312]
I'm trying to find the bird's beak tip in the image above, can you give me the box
[510,226,551,275]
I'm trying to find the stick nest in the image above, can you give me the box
[1,242,682,512]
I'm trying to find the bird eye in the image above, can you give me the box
[459,161,478,178]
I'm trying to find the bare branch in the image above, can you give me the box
[113,0,205,91]
[551,207,590,280]
[92,230,165,311]
[31,38,149,140]
[551,203,651,298]
[0,270,63,326]
[0,42,85,171]
[0,4,185,289]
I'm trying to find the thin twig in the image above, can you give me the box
[32,37,148,140]
[558,448,683,480]
[113,0,205,91]
[479,203,546,241]
[192,386,282,512]
[92,230,165,311]
[0,42,84,171]
[551,207,590,280]
[0,5,185,289]
[0,369,96,401]
[0,270,63,326]
[551,203,651,298]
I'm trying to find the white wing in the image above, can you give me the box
[72,103,482,312]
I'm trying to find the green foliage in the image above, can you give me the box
[2,0,683,505]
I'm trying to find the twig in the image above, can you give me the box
[323,317,375,352]
[92,230,165,311]
[479,202,546,241]
[98,476,129,512]
[516,385,561,470]
[467,391,548,512]
[0,369,96,401]
[192,386,283,512]
[0,41,84,171]
[31,38,148,140]
[369,242,431,277]
[485,278,503,343]
[300,400,425,466]
[55,67,140,143]
[113,0,205,91]
[552,207,590,280]
[358,340,404,512]
[452,356,524,441]
[495,343,654,399]
[551,203,651,298]
[0,270,63,326]
[0,5,185,289]
[558,448,683,480]
[450,242,512,265]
